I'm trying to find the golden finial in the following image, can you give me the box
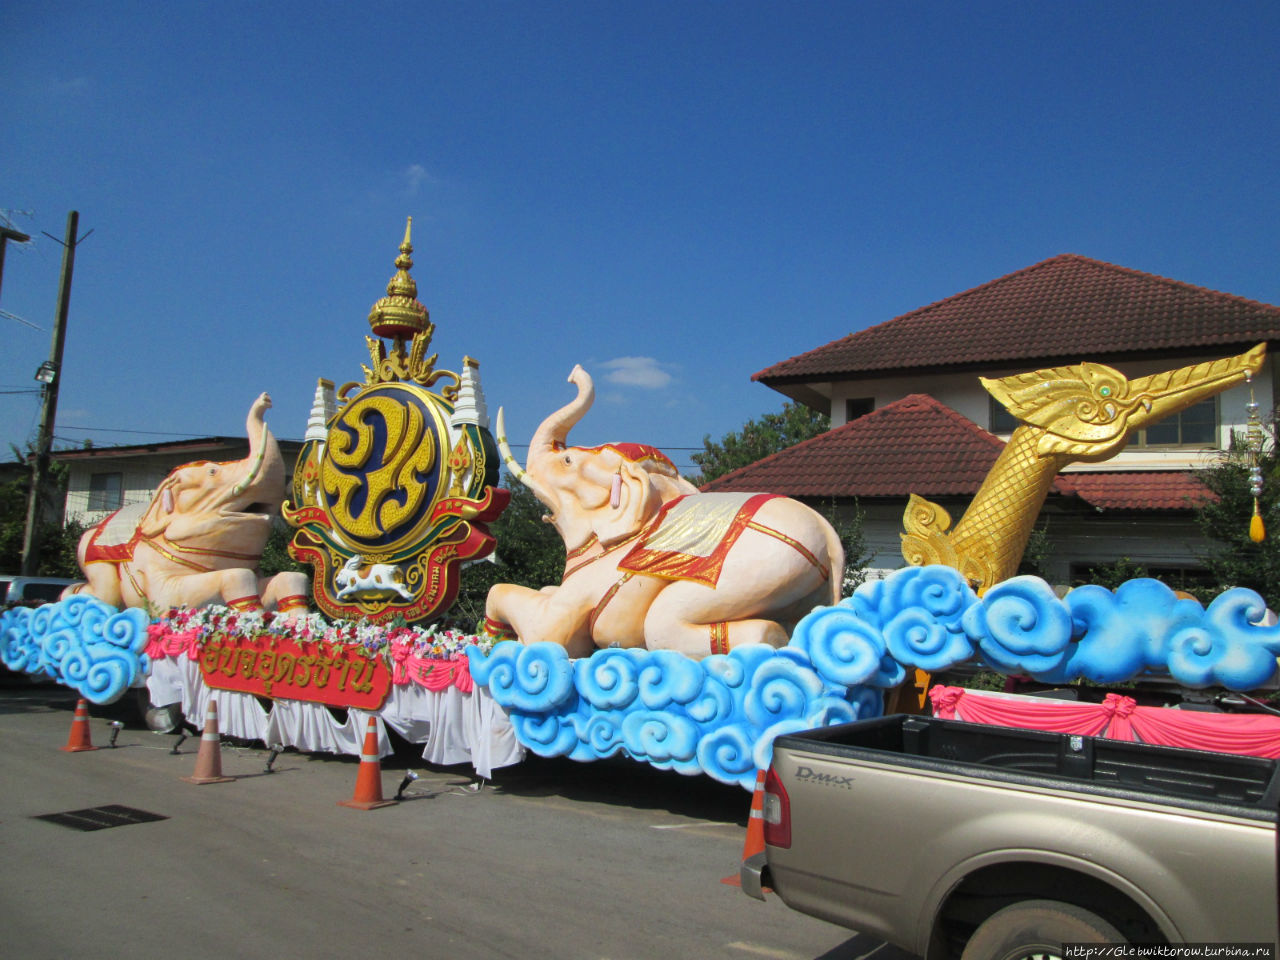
[368,217,431,341]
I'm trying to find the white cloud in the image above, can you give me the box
[601,357,672,389]
[404,164,434,196]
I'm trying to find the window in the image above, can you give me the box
[1131,397,1218,447]
[989,396,1020,434]
[845,398,874,423]
[88,472,123,512]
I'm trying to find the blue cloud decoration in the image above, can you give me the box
[469,566,1280,789]
[6,566,1279,786]
[0,595,150,704]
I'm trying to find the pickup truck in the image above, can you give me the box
[741,715,1279,958]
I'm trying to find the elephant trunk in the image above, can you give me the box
[219,393,283,509]
[528,365,594,465]
[232,404,269,499]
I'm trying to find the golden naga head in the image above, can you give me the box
[981,342,1266,461]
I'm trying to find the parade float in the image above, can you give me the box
[3,222,1279,791]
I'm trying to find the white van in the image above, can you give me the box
[0,575,76,609]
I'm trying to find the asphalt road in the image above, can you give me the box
[0,682,918,960]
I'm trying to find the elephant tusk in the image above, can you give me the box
[611,472,622,510]
[496,408,558,506]
[231,441,267,500]
[495,408,530,486]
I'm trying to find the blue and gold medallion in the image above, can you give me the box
[284,220,507,623]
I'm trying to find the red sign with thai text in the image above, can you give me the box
[198,635,392,710]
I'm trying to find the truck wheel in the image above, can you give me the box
[961,899,1124,960]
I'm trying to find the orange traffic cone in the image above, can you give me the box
[338,715,396,810]
[721,768,770,888]
[61,698,99,752]
[181,700,234,784]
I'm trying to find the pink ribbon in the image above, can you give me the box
[928,685,964,718]
[390,641,414,685]
[1101,693,1137,718]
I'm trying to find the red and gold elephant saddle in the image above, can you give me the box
[80,503,150,565]
[618,492,782,587]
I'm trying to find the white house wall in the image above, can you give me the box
[62,446,301,527]
[65,462,182,525]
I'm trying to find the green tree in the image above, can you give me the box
[259,520,306,578]
[1017,522,1054,580]
[0,449,83,577]
[690,402,829,485]
[1078,557,1150,591]
[818,498,875,593]
[1194,423,1280,609]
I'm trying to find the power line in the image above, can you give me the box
[55,425,214,439]
[1,308,40,329]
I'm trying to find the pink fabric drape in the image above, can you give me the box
[927,685,1280,759]
[144,624,201,661]
[388,647,474,694]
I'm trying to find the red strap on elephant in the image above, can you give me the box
[227,595,263,612]
[566,442,677,473]
[588,573,634,639]
[274,595,308,613]
[482,616,518,642]
[709,622,730,655]
[745,519,829,581]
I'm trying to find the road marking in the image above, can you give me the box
[725,942,807,959]
[650,821,714,829]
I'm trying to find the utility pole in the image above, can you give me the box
[20,211,82,576]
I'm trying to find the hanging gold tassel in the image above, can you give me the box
[1245,376,1265,543]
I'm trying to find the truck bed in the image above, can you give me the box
[777,714,1280,820]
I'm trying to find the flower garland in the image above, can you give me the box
[148,605,492,667]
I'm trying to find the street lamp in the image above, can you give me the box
[34,360,58,385]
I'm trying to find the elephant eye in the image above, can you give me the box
[563,455,572,465]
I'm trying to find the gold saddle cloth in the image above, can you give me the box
[618,492,778,587]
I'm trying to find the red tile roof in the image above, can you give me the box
[1058,472,1216,511]
[702,393,1214,513]
[701,394,1021,497]
[755,254,1280,384]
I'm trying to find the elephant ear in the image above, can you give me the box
[591,459,661,546]
[138,473,187,538]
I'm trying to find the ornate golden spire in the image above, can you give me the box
[368,217,430,341]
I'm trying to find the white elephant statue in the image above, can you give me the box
[65,393,310,616]
[485,366,843,658]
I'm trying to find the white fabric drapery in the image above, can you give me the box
[146,657,524,778]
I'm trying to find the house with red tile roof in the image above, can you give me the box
[50,437,303,526]
[704,254,1280,586]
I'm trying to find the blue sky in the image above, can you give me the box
[3,2,1278,474]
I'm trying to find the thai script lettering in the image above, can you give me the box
[199,635,391,710]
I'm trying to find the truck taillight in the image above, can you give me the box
[762,766,791,849]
